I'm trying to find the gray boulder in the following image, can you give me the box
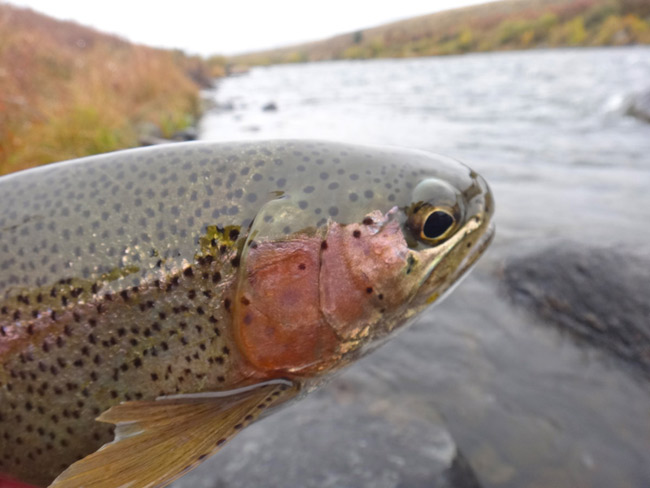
[171,126,197,141]
[625,89,650,123]
[502,241,650,377]
[262,102,278,112]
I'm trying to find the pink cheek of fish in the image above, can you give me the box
[319,218,410,339]
[233,237,340,375]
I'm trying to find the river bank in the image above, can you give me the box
[229,0,650,66]
[0,4,225,176]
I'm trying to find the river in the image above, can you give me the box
[187,48,650,488]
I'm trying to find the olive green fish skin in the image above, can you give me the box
[0,140,491,486]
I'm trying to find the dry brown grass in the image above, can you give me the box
[0,4,211,175]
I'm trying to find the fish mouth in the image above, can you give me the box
[453,220,495,280]
[414,213,494,308]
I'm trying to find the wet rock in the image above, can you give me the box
[184,63,214,89]
[138,136,166,146]
[212,100,235,112]
[171,376,480,488]
[625,88,650,123]
[262,101,278,112]
[200,96,219,112]
[501,241,650,377]
[447,450,483,488]
[227,65,250,77]
[138,124,197,146]
[136,121,163,145]
[170,126,197,141]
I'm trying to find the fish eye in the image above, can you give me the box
[406,204,457,245]
[423,209,455,240]
[407,178,464,246]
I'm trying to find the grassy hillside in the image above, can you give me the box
[0,4,225,175]
[230,0,650,66]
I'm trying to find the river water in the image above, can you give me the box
[197,48,650,488]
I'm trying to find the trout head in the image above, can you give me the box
[231,150,494,381]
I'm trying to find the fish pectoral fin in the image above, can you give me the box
[48,380,298,488]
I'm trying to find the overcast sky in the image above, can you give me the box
[9,0,487,56]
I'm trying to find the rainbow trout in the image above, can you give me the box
[0,140,494,487]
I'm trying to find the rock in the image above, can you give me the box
[171,127,197,141]
[201,93,236,113]
[138,124,197,146]
[136,121,163,145]
[447,450,483,488]
[138,135,171,146]
[501,241,650,377]
[625,89,650,123]
[262,102,278,112]
[184,64,214,89]
[216,101,235,112]
[227,65,250,77]
[200,96,218,112]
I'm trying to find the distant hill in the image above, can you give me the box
[229,0,650,66]
[0,4,224,175]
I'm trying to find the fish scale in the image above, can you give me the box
[0,140,494,488]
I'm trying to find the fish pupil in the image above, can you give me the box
[423,211,454,239]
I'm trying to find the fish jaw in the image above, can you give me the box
[231,233,341,375]
[411,171,495,309]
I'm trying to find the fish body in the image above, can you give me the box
[0,140,494,487]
